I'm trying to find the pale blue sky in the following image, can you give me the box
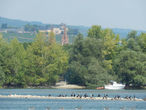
[0,0,146,30]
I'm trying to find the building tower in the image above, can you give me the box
[61,24,69,45]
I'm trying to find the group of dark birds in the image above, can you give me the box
[48,93,136,100]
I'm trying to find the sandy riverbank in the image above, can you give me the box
[0,94,144,101]
[52,84,85,89]
[52,81,85,89]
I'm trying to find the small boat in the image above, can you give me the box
[104,81,125,90]
[96,87,104,90]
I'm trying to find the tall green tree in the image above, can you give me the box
[126,38,141,51]
[102,29,120,73]
[67,33,111,88]
[88,25,103,39]
[114,50,146,87]
[0,35,6,87]
[5,38,26,87]
[48,31,56,44]
[137,33,146,53]
[25,32,68,86]
[127,30,137,39]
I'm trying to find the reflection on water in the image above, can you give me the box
[120,107,125,110]
[28,106,35,110]
[27,106,138,110]
[45,107,50,110]
[75,106,82,110]
[59,107,64,110]
[104,107,109,110]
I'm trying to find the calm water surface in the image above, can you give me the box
[0,89,146,110]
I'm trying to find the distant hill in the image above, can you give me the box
[0,17,43,27]
[68,26,146,39]
[112,28,146,39]
[0,16,146,40]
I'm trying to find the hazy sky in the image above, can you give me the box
[0,0,146,30]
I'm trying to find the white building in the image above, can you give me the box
[39,28,64,35]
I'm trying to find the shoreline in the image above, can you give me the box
[2,82,85,89]
[1,87,146,90]
[0,94,144,101]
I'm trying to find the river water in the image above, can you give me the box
[0,89,146,110]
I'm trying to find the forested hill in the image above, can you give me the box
[67,26,146,39]
[112,28,146,39]
[0,17,43,27]
[0,16,146,39]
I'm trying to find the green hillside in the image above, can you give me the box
[0,16,146,43]
[0,16,43,27]
[2,32,35,42]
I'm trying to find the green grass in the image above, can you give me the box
[2,32,76,43]
[2,32,35,42]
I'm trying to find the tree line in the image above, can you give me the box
[0,25,146,88]
[65,26,146,89]
[0,32,68,88]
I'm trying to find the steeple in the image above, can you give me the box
[61,24,69,45]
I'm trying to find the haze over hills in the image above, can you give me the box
[0,16,146,39]
[0,16,43,27]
